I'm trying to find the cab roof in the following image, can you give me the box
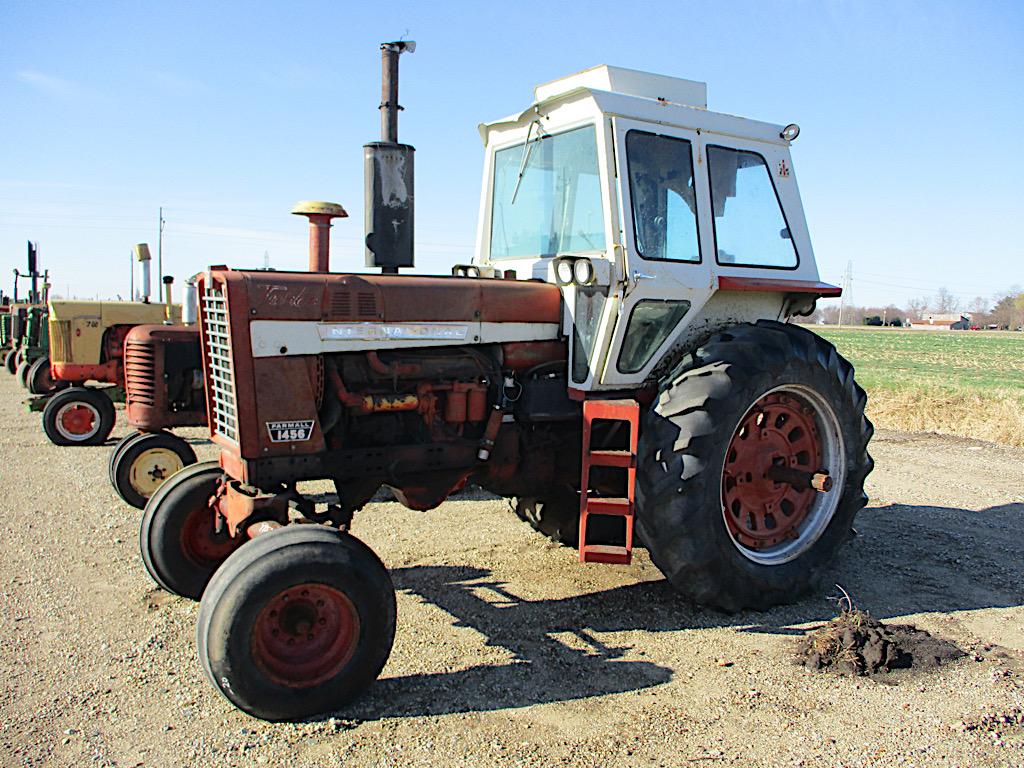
[479,64,791,147]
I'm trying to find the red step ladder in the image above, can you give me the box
[578,398,639,565]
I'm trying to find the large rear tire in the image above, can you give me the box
[113,431,198,509]
[4,349,16,374]
[636,321,873,612]
[139,461,243,599]
[41,387,117,446]
[196,526,396,721]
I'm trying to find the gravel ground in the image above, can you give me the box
[1,373,1022,768]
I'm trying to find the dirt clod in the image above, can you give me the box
[798,610,965,677]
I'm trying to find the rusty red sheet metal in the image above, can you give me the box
[716,276,842,297]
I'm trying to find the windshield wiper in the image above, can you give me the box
[510,119,547,204]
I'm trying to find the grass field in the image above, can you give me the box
[812,327,1024,447]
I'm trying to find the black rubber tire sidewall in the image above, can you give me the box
[4,349,16,374]
[16,360,31,388]
[27,356,63,395]
[197,527,396,721]
[114,432,199,509]
[139,462,233,599]
[636,321,873,612]
[109,432,145,485]
[41,387,117,447]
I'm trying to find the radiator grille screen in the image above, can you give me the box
[124,339,156,406]
[202,285,238,442]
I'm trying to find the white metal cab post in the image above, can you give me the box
[473,65,825,391]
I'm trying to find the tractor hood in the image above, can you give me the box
[207,269,563,358]
[48,300,181,326]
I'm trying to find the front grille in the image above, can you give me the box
[202,285,239,442]
[49,319,72,363]
[124,339,156,406]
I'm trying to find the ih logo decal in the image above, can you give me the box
[266,420,315,443]
[778,160,790,177]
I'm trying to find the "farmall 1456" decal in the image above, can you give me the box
[266,420,315,443]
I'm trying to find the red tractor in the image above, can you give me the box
[108,314,206,508]
[140,47,872,720]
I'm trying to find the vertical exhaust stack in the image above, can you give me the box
[162,276,174,323]
[134,243,152,303]
[183,275,200,325]
[365,40,416,275]
[291,202,348,272]
[27,241,39,303]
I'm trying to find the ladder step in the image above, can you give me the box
[580,544,632,565]
[584,497,633,516]
[588,449,636,468]
[583,399,640,421]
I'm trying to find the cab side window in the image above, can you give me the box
[626,131,700,263]
[707,146,797,268]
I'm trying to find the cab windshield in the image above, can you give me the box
[489,125,606,259]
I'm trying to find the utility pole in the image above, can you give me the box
[263,250,271,270]
[158,207,165,288]
[837,260,853,326]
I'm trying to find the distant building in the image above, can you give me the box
[910,313,971,331]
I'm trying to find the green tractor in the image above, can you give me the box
[5,241,51,387]
[16,305,53,391]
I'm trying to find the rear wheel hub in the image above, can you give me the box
[721,386,844,565]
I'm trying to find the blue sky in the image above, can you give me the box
[1,0,1021,310]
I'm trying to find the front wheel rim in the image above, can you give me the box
[55,401,101,441]
[251,583,360,688]
[129,448,185,496]
[721,385,846,566]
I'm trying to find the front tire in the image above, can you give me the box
[27,356,64,395]
[113,431,198,509]
[636,321,873,612]
[139,461,243,599]
[41,387,117,446]
[4,349,16,374]
[196,526,397,721]
[16,360,31,388]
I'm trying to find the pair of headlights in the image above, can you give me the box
[553,257,596,287]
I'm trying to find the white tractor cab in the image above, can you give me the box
[470,65,836,391]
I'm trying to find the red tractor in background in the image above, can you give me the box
[107,295,206,507]
[140,45,872,721]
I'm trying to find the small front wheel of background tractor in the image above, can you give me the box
[3,349,17,375]
[113,431,198,509]
[16,360,31,388]
[635,320,874,612]
[196,526,397,721]
[41,387,117,446]
[109,432,145,485]
[139,461,245,599]
[27,356,65,395]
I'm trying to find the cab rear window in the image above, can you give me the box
[707,146,797,269]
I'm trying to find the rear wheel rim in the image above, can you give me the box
[130,448,184,497]
[721,385,845,566]
[55,401,101,441]
[251,583,360,688]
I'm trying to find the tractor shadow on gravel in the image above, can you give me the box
[342,501,1023,720]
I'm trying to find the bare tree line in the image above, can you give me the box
[801,285,1024,329]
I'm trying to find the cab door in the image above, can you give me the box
[599,117,716,387]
